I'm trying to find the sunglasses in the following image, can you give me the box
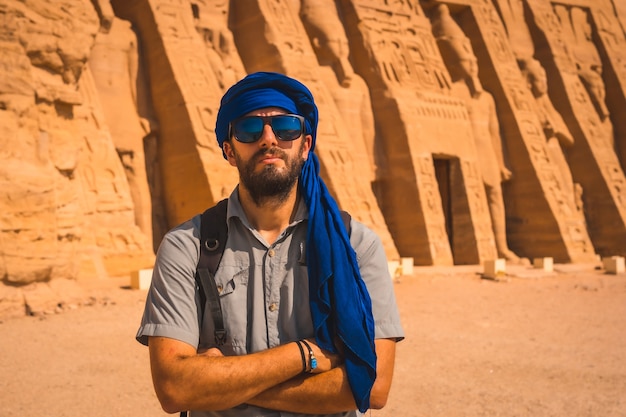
[229,114,305,143]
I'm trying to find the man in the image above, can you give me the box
[136,72,404,417]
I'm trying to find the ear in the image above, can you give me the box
[302,134,313,160]
[223,141,237,166]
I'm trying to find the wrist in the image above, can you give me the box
[300,340,317,373]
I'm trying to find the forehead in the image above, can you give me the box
[244,107,289,117]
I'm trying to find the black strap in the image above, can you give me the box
[196,198,229,347]
[339,210,352,236]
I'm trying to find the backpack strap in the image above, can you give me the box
[339,210,352,236]
[196,198,229,347]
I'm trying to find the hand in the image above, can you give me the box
[198,347,224,357]
[303,338,343,374]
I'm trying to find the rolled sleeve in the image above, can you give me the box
[136,218,202,348]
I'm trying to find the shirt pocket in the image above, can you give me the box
[212,259,250,355]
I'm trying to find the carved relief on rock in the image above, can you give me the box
[191,0,246,91]
[89,3,155,249]
[299,0,379,178]
[336,0,496,265]
[491,0,581,222]
[431,3,523,263]
[230,0,400,259]
[524,0,626,256]
[1,0,153,287]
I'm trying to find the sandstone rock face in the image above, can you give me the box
[2,0,626,295]
[1,0,154,291]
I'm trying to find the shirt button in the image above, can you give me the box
[268,249,276,257]
[269,302,278,312]
[217,284,223,293]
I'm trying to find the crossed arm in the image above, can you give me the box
[148,336,397,414]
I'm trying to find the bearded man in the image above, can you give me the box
[136,72,404,417]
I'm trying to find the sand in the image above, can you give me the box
[1,263,625,416]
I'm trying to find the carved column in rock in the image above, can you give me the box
[191,0,246,91]
[74,66,156,276]
[526,0,626,257]
[491,0,579,224]
[431,3,524,263]
[339,0,497,265]
[299,0,380,180]
[583,1,626,177]
[421,0,595,262]
[89,10,155,249]
[112,0,238,227]
[230,0,400,260]
[492,0,535,61]
[612,0,626,37]
[520,58,576,205]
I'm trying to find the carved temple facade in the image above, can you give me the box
[1,0,626,287]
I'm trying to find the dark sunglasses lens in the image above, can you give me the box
[271,116,302,141]
[233,118,264,143]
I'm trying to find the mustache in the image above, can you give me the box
[254,148,288,160]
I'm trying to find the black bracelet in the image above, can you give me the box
[295,341,307,373]
[300,340,317,373]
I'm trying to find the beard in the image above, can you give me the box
[233,142,306,206]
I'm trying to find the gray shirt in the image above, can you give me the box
[137,189,404,417]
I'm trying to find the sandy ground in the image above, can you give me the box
[1,263,625,417]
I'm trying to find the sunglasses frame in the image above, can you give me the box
[229,114,305,143]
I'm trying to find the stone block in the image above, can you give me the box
[400,257,414,275]
[131,269,153,290]
[602,256,625,274]
[484,259,506,279]
[533,257,554,272]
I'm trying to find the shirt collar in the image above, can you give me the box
[226,186,309,229]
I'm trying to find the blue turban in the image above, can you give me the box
[215,72,376,412]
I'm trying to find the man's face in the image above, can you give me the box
[223,107,312,204]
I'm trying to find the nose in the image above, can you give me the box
[258,122,278,147]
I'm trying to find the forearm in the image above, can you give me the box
[149,338,304,413]
[247,366,357,414]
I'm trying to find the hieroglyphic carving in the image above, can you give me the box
[491,0,582,227]
[584,1,626,174]
[152,0,197,41]
[524,0,626,255]
[431,3,523,262]
[339,0,496,264]
[416,154,452,260]
[557,5,610,122]
[9,0,626,292]
[462,159,497,256]
[429,0,596,261]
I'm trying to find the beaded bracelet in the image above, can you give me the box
[300,340,317,373]
[295,341,307,373]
